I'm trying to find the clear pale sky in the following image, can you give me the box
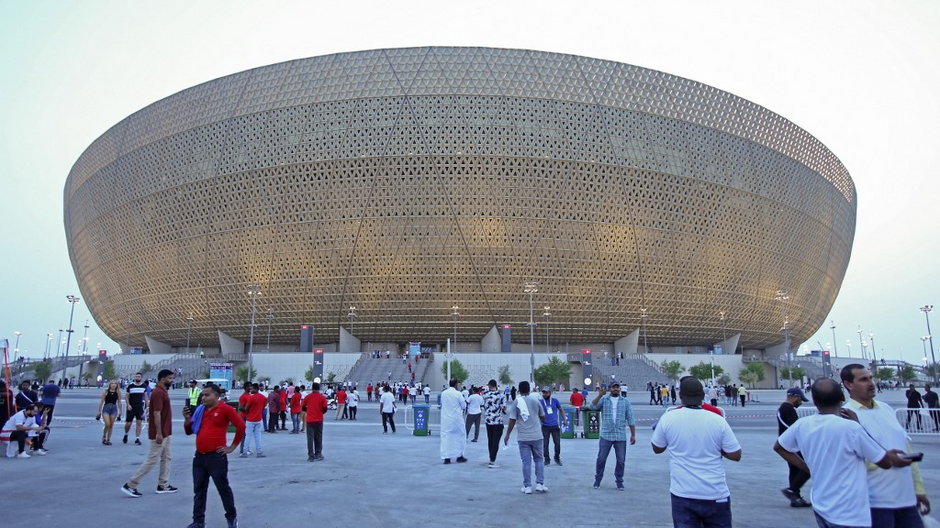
[1,0,937,365]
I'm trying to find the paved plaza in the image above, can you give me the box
[1,388,937,527]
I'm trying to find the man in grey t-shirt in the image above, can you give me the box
[504,381,547,494]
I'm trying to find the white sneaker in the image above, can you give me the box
[33,449,48,456]
[520,486,532,494]
[487,462,499,469]
[535,483,549,493]
[16,452,31,458]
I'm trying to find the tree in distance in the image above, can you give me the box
[236,365,257,383]
[498,365,513,385]
[874,367,895,382]
[441,358,469,385]
[716,373,732,386]
[779,366,806,381]
[659,360,685,381]
[102,360,116,380]
[140,361,153,373]
[534,356,572,387]
[33,360,52,383]
[738,362,765,387]
[898,365,917,382]
[689,362,724,382]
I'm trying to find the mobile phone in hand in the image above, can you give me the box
[900,452,924,462]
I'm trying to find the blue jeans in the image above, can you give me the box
[670,493,732,528]
[290,413,300,433]
[870,506,923,528]
[595,438,626,486]
[244,421,263,454]
[813,512,868,528]
[517,439,544,487]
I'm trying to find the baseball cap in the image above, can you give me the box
[786,388,809,402]
[541,387,551,392]
[679,377,705,402]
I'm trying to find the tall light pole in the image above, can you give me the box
[524,281,539,383]
[64,295,81,361]
[845,339,852,358]
[921,305,937,384]
[82,320,90,355]
[45,333,53,360]
[857,325,864,360]
[922,336,931,372]
[265,310,274,353]
[347,306,357,334]
[775,290,791,387]
[640,308,649,353]
[57,329,64,358]
[185,313,194,355]
[861,340,869,362]
[13,331,21,362]
[830,321,838,357]
[246,284,262,382]
[450,305,459,382]
[869,332,877,368]
[543,306,552,354]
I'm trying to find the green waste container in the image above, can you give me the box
[561,405,576,439]
[582,408,601,439]
[412,404,430,436]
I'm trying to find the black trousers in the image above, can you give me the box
[9,430,27,453]
[382,412,396,433]
[465,413,481,440]
[485,424,503,463]
[542,425,561,460]
[192,451,236,524]
[787,456,810,493]
[305,422,323,457]
[267,413,278,433]
[279,411,287,429]
[348,406,357,420]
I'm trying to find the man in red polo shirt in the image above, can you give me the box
[289,386,303,434]
[335,386,347,421]
[278,386,288,430]
[302,382,328,461]
[570,388,585,427]
[183,384,245,528]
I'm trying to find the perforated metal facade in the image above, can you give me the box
[64,47,856,350]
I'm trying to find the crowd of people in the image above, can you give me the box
[3,359,938,528]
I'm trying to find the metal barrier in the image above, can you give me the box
[793,407,940,436]
[896,408,940,436]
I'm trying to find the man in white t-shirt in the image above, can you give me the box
[379,385,397,434]
[465,387,484,442]
[775,377,911,528]
[841,364,930,526]
[651,376,741,528]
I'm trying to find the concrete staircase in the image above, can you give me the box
[344,353,422,386]
[591,354,671,390]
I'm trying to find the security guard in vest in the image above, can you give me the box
[187,379,202,409]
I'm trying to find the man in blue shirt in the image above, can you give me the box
[39,379,61,425]
[586,382,636,490]
[539,387,567,466]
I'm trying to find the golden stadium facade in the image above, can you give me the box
[64,47,856,352]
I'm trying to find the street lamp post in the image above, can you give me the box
[265,310,275,354]
[13,331,21,362]
[347,306,357,335]
[861,340,869,362]
[775,290,791,388]
[921,305,937,384]
[543,306,551,354]
[857,326,864,360]
[640,308,649,354]
[186,313,194,355]
[869,332,877,368]
[64,295,81,361]
[246,285,262,382]
[524,282,539,383]
[830,321,838,357]
[450,305,459,382]
[82,321,90,355]
[56,329,64,358]
[45,333,52,360]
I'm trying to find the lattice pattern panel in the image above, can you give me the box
[64,47,856,350]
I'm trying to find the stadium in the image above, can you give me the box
[64,47,855,360]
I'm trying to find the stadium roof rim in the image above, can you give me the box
[66,46,855,205]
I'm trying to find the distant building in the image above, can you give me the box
[64,47,855,355]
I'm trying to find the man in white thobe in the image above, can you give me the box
[440,378,468,464]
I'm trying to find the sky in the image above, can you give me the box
[1,0,938,365]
